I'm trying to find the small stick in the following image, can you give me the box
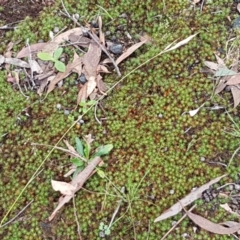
[0,200,33,228]
[160,204,196,240]
[72,195,83,240]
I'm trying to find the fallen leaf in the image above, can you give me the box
[238,3,240,13]
[87,76,97,96]
[77,84,88,104]
[2,56,30,68]
[231,85,240,108]
[68,34,91,47]
[97,64,111,74]
[29,60,43,74]
[220,203,240,217]
[51,180,77,196]
[16,42,48,58]
[53,28,83,44]
[72,53,82,76]
[116,39,147,65]
[37,75,55,96]
[226,74,240,85]
[214,53,226,67]
[49,156,102,221]
[96,74,108,93]
[41,42,59,55]
[154,174,227,222]
[182,205,240,234]
[83,42,101,77]
[47,57,82,95]
[204,61,218,71]
[215,68,237,77]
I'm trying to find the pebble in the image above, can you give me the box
[158,113,163,118]
[73,13,80,20]
[119,13,127,18]
[109,43,123,54]
[233,17,240,29]
[64,109,70,115]
[56,103,62,110]
[169,189,174,195]
[200,156,205,162]
[91,20,98,28]
[79,74,87,84]
[53,26,59,33]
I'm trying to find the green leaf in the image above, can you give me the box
[105,227,111,235]
[215,68,237,77]
[71,158,84,167]
[73,166,84,178]
[54,60,66,72]
[79,101,86,107]
[86,100,97,105]
[75,137,84,156]
[37,52,54,61]
[84,143,90,159]
[97,169,106,178]
[94,144,113,157]
[54,47,63,60]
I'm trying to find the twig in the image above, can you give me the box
[0,200,33,228]
[160,204,196,240]
[26,39,35,87]
[94,103,102,125]
[72,195,82,240]
[147,220,151,240]
[108,187,125,228]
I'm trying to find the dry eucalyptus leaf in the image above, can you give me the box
[51,180,77,196]
[204,61,218,71]
[3,56,30,68]
[83,42,102,77]
[86,76,97,96]
[16,42,48,58]
[41,42,59,55]
[226,74,240,85]
[214,53,226,68]
[231,85,240,108]
[53,28,83,44]
[154,174,227,222]
[77,84,88,104]
[37,75,55,96]
[72,53,82,76]
[220,203,240,217]
[237,3,240,14]
[28,59,43,74]
[116,39,147,65]
[183,206,240,234]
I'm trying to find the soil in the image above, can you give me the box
[0,0,55,38]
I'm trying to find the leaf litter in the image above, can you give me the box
[4,18,147,105]
[203,37,240,107]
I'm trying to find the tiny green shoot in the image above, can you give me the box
[37,47,66,72]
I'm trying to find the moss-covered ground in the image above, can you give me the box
[0,0,240,239]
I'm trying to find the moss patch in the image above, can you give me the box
[0,0,240,239]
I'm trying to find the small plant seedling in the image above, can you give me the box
[37,47,66,72]
[99,222,111,237]
[79,100,97,113]
[71,136,113,178]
